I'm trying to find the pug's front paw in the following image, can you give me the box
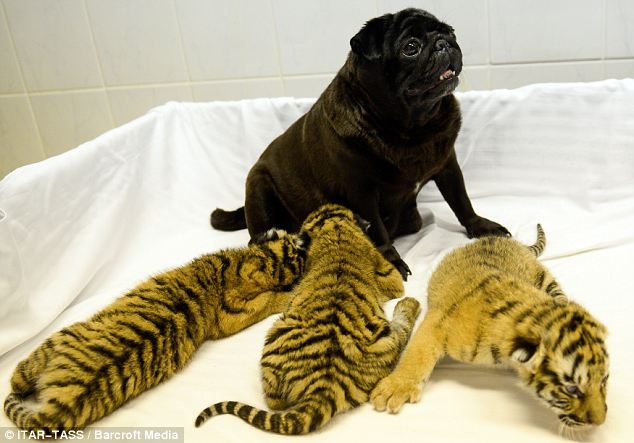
[379,245,412,281]
[465,216,510,239]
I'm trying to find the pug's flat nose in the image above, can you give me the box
[435,39,450,52]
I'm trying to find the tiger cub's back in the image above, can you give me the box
[4,230,308,430]
[371,225,609,429]
[195,204,421,435]
[428,224,565,310]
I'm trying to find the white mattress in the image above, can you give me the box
[1,79,633,442]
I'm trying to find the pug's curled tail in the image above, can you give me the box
[210,207,247,231]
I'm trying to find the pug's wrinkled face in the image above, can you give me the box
[350,8,463,103]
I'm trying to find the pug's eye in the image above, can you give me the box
[402,41,421,57]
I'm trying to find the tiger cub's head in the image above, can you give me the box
[300,204,403,301]
[253,228,311,286]
[511,303,609,429]
[300,204,370,235]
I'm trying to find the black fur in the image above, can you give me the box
[211,8,509,279]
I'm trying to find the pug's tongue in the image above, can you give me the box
[439,69,455,81]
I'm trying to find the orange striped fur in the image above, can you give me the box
[371,225,609,430]
[195,204,421,434]
[4,229,308,430]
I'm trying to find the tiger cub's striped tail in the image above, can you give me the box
[4,342,53,429]
[527,224,546,257]
[4,393,41,429]
[195,392,335,435]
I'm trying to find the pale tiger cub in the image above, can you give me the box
[4,229,308,430]
[371,225,609,430]
[195,204,421,434]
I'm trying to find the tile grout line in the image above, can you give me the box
[170,0,194,100]
[0,0,47,159]
[484,0,492,89]
[1,77,345,97]
[269,0,287,96]
[81,0,115,129]
[5,54,633,100]
[488,57,606,67]
[602,0,607,78]
[1,57,632,101]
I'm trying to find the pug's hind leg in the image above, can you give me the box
[393,200,423,238]
[245,169,297,241]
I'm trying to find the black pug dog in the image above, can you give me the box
[211,8,509,279]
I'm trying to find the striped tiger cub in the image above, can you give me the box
[371,225,609,430]
[195,204,421,434]
[4,229,309,430]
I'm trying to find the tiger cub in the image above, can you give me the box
[4,229,308,430]
[195,204,421,435]
[371,225,609,430]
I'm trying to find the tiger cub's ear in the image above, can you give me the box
[510,336,540,364]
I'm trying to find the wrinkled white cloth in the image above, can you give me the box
[0,80,633,442]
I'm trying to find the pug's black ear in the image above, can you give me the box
[350,15,391,62]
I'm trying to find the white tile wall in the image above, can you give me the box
[1,0,633,177]
[457,67,490,92]
[86,0,189,86]
[605,0,634,58]
[191,78,284,102]
[176,0,280,80]
[30,91,112,157]
[491,61,605,90]
[605,60,634,79]
[0,5,23,94]
[273,0,375,75]
[3,0,102,91]
[283,74,336,98]
[489,0,603,64]
[0,96,45,177]
[108,84,193,126]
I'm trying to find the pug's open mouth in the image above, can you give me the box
[405,66,459,97]
[438,68,457,82]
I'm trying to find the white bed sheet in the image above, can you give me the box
[1,79,633,442]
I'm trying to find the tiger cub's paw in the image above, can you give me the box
[251,228,288,244]
[394,297,421,324]
[266,228,287,240]
[371,374,423,414]
[293,231,311,252]
[553,294,568,306]
[252,229,311,253]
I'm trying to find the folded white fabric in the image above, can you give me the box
[0,80,632,442]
